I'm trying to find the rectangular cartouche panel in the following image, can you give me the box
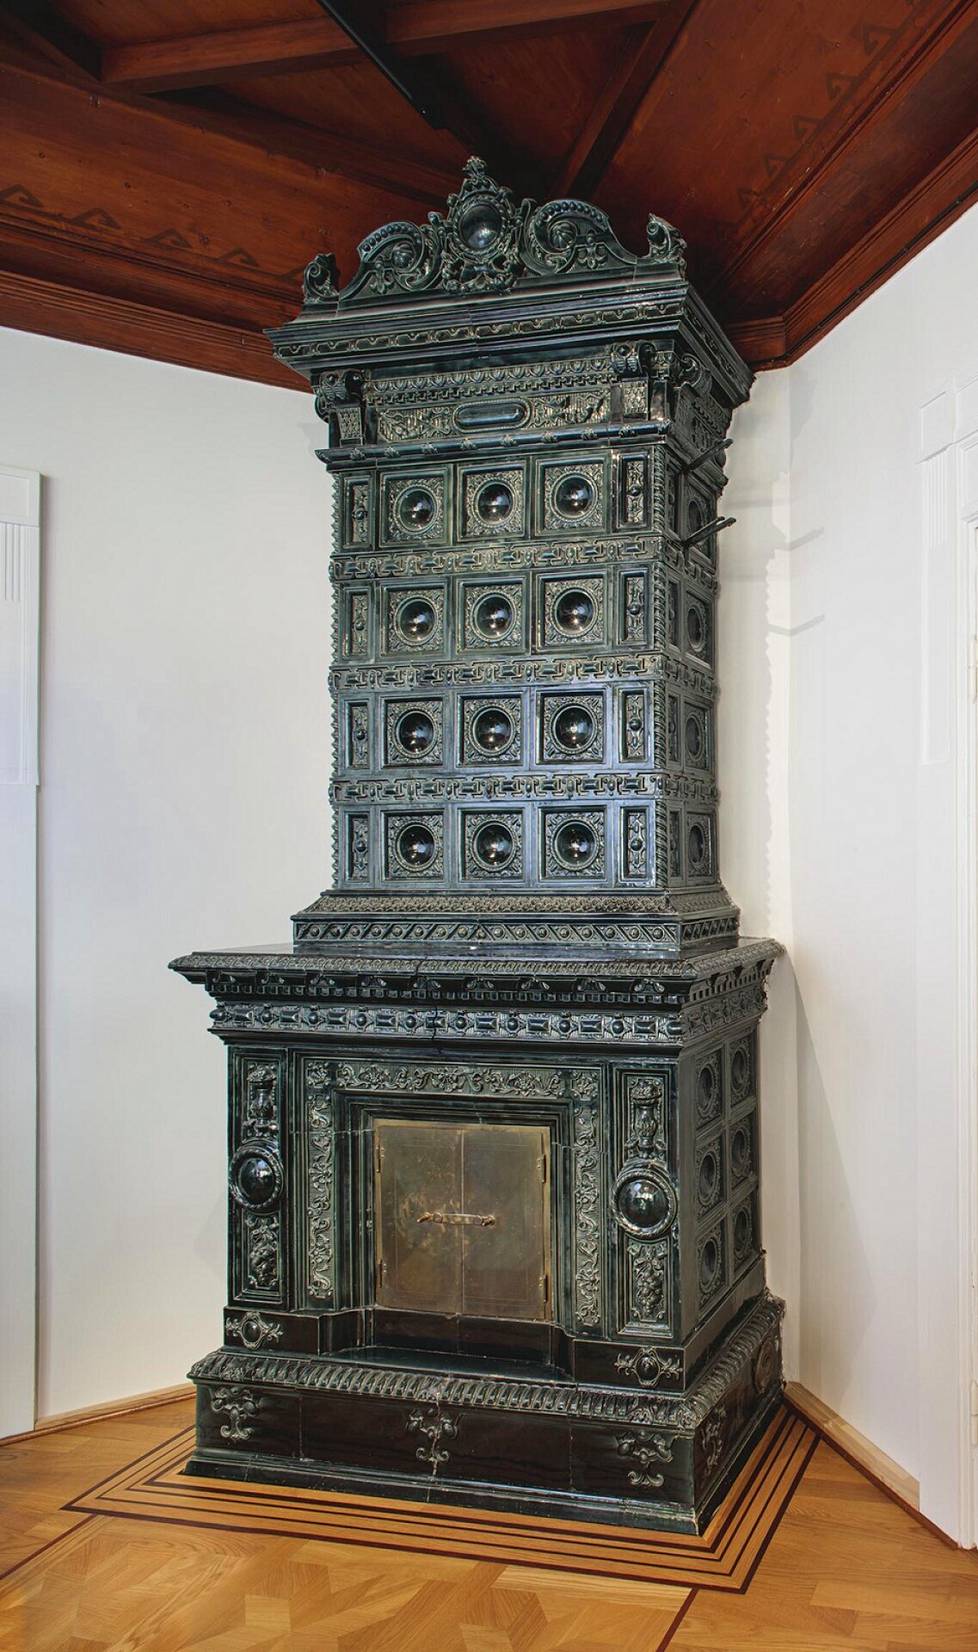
[617,454,649,530]
[341,476,372,547]
[380,470,450,547]
[620,688,647,761]
[619,568,649,642]
[538,573,607,650]
[537,457,608,535]
[460,464,527,539]
[346,702,370,769]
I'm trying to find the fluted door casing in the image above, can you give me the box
[173,160,783,1533]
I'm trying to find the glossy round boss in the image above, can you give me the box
[553,704,594,752]
[553,819,597,867]
[395,596,437,643]
[688,822,708,871]
[230,1141,283,1212]
[472,821,515,868]
[396,823,436,867]
[475,481,513,523]
[553,474,595,516]
[700,1236,721,1289]
[458,200,503,251]
[472,706,514,754]
[612,1163,677,1238]
[397,486,436,529]
[396,710,436,755]
[474,592,514,638]
[554,589,595,634]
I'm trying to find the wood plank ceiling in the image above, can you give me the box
[1,0,976,385]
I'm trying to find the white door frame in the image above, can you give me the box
[961,493,978,1547]
[0,465,40,1438]
[917,384,978,1544]
[967,504,978,1546]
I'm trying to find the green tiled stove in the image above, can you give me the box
[173,158,783,1532]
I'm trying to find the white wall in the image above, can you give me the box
[0,466,40,1437]
[0,327,331,1418]
[720,372,800,1378]
[786,283,921,1486]
[721,198,978,1534]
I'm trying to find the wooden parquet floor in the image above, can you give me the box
[1,1398,977,1652]
[61,1407,815,1590]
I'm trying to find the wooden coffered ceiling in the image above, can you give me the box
[1,0,977,386]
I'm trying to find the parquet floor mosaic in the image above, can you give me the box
[61,1406,815,1591]
[2,1397,978,1651]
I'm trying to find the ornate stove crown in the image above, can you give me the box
[301,156,687,308]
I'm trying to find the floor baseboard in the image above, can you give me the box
[785,1380,920,1511]
[1,1382,194,1444]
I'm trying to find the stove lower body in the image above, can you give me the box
[179,949,784,1534]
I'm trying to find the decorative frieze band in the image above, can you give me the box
[332,772,719,805]
[330,653,717,700]
[333,1058,598,1102]
[212,999,686,1046]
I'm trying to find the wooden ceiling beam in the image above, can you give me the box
[102,16,356,92]
[0,267,297,387]
[0,35,457,210]
[360,0,672,52]
[0,53,427,359]
[0,0,99,77]
[99,0,671,93]
[307,0,544,196]
[158,89,459,206]
[553,0,700,197]
[311,0,447,131]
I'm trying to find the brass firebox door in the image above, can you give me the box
[374,1121,551,1322]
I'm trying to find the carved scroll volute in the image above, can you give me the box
[302,251,339,308]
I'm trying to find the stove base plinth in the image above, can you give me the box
[186,1291,783,1535]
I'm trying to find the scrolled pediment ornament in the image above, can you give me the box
[301,156,687,311]
[350,218,442,300]
[302,251,339,307]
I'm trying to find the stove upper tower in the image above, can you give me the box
[269,157,751,962]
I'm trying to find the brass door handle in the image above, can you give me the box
[417,1210,496,1227]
